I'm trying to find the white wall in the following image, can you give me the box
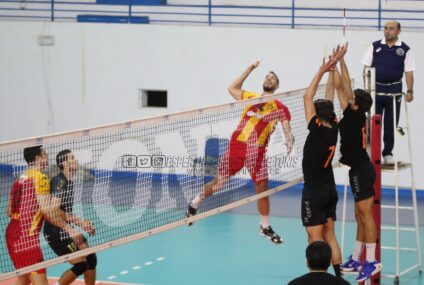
[0,21,423,188]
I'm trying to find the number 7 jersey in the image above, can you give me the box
[302,114,338,188]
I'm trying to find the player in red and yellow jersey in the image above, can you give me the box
[5,145,50,285]
[186,60,293,244]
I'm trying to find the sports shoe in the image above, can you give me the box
[356,261,383,282]
[185,204,197,226]
[342,255,362,272]
[259,225,283,244]
[383,155,395,165]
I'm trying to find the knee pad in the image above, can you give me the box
[86,253,97,270]
[71,261,88,276]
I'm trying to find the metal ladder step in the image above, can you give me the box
[381,205,414,210]
[381,226,417,232]
[381,246,418,252]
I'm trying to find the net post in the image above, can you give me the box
[371,114,382,285]
[364,67,376,117]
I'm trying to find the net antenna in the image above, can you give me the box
[342,8,347,44]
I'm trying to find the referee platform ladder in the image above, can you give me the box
[378,90,422,285]
[340,67,422,285]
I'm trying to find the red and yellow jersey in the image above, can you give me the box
[234,91,291,146]
[8,169,50,238]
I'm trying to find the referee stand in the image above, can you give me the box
[340,67,422,285]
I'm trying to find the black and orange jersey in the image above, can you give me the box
[7,169,49,238]
[233,91,291,146]
[339,106,370,167]
[302,115,338,188]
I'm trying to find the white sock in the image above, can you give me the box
[366,243,377,262]
[260,215,269,228]
[191,194,202,209]
[352,241,365,260]
[54,282,60,285]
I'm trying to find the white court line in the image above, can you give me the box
[49,275,150,285]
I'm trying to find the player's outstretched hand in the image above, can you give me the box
[82,220,96,236]
[250,59,260,70]
[69,228,85,246]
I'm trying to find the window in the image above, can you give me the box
[139,89,167,108]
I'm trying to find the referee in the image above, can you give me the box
[362,20,416,165]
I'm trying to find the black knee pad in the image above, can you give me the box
[71,261,88,276]
[86,253,97,270]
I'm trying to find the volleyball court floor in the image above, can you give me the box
[3,185,423,285]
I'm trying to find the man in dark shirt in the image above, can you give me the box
[43,149,97,285]
[336,45,383,282]
[302,47,344,278]
[288,241,351,285]
[362,21,415,164]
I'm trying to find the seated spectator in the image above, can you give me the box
[288,241,351,285]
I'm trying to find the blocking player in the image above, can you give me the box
[337,44,383,282]
[301,47,344,278]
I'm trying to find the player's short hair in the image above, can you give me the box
[354,89,373,113]
[268,71,279,84]
[23,145,43,164]
[56,149,72,171]
[306,241,332,271]
[314,99,334,122]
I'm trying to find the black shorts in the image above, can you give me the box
[349,161,376,202]
[44,232,85,256]
[301,186,338,227]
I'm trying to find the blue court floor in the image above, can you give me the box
[47,210,424,285]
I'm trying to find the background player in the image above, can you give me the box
[5,145,50,285]
[43,149,97,285]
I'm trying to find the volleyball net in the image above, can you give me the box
[0,83,345,279]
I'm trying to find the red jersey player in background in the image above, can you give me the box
[6,145,50,285]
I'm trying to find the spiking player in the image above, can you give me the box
[337,44,383,282]
[301,47,344,278]
[186,60,294,244]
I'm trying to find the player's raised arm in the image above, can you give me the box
[325,69,336,102]
[339,44,354,110]
[228,60,260,100]
[304,57,337,123]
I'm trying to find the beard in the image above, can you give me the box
[263,85,275,92]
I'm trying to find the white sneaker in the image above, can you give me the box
[384,155,395,165]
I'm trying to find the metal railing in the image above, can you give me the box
[1,0,424,30]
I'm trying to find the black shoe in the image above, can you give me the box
[260,225,283,244]
[185,204,197,226]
